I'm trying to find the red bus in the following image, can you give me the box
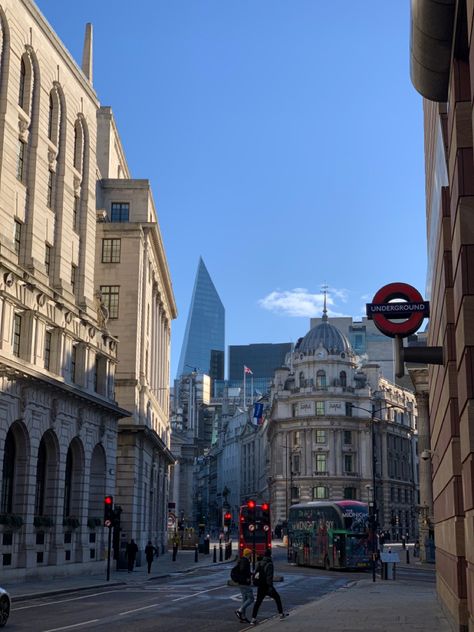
[238,501,272,559]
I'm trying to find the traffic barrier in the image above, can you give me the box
[194,544,198,562]
[172,544,178,562]
[219,545,223,562]
[406,549,410,564]
[213,545,217,563]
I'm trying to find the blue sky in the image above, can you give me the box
[38,0,426,379]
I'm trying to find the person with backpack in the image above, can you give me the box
[232,548,254,623]
[250,548,288,625]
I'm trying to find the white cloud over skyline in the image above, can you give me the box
[258,287,349,318]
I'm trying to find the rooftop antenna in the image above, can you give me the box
[321,283,328,322]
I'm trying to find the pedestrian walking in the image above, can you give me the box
[126,538,138,573]
[145,540,157,574]
[232,548,254,623]
[250,548,288,625]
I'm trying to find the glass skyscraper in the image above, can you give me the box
[177,257,225,380]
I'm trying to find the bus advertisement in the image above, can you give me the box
[288,500,370,570]
[238,501,272,559]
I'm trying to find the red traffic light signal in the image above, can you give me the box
[261,503,269,511]
[224,512,232,527]
[104,495,114,526]
[247,499,256,509]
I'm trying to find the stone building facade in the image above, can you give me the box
[0,0,175,578]
[95,107,177,555]
[410,2,474,628]
[0,0,129,579]
[267,315,418,538]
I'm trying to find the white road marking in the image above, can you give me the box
[171,584,225,602]
[43,620,99,631]
[15,590,123,611]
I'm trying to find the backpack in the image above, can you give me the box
[253,561,267,587]
[231,561,244,584]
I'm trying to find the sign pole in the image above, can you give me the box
[106,524,112,581]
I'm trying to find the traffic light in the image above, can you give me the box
[224,512,232,527]
[104,495,114,527]
[261,502,270,527]
[247,499,256,524]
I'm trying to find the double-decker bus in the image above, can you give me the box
[238,501,272,559]
[288,500,370,570]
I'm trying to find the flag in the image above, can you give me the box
[244,365,253,375]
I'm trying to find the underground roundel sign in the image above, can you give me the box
[366,282,429,338]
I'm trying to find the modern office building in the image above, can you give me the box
[176,257,225,380]
[409,2,474,629]
[228,343,292,380]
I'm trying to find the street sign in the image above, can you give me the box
[366,282,429,338]
[248,524,255,532]
[167,515,176,529]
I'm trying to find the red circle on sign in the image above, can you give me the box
[371,282,425,337]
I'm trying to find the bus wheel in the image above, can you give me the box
[324,556,330,571]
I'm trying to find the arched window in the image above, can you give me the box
[316,370,326,388]
[63,445,73,518]
[1,429,15,513]
[340,371,347,387]
[48,91,54,140]
[73,119,84,172]
[88,444,106,521]
[35,438,47,516]
[18,56,25,107]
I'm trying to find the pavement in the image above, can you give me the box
[2,542,452,631]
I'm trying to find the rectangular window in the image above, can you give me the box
[344,454,353,473]
[73,196,79,232]
[17,140,25,182]
[292,454,300,474]
[290,486,299,500]
[71,345,77,383]
[316,401,325,416]
[13,314,22,357]
[293,431,301,446]
[100,285,120,319]
[110,202,129,222]
[315,453,327,473]
[102,238,121,263]
[315,429,327,444]
[47,170,54,209]
[45,244,52,275]
[344,487,356,500]
[14,220,22,254]
[44,330,52,370]
[313,485,328,499]
[71,264,77,294]
[346,402,353,416]
[344,430,352,445]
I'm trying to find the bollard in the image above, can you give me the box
[219,545,223,562]
[172,544,178,562]
[195,544,198,563]
[213,545,217,563]
[406,549,410,564]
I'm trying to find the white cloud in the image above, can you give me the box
[258,288,348,318]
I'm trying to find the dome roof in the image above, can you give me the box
[298,320,352,356]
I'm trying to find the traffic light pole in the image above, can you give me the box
[106,524,112,581]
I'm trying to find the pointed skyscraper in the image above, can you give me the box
[177,257,225,379]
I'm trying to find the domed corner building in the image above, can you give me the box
[267,310,419,541]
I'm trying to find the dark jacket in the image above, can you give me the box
[145,544,156,560]
[237,556,252,586]
[256,555,274,587]
[126,541,138,559]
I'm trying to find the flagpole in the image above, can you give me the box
[251,375,254,407]
[243,366,246,408]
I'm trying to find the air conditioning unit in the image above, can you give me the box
[96,209,107,222]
